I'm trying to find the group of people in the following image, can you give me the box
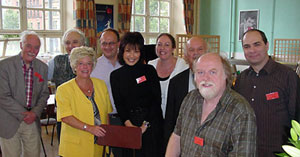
[0,27,299,157]
[166,29,300,157]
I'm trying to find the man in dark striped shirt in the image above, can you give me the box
[166,53,257,156]
[234,29,300,156]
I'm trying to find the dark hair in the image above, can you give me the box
[118,32,145,65]
[156,33,176,48]
[242,29,268,45]
[100,28,120,41]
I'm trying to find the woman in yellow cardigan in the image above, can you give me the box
[56,46,112,157]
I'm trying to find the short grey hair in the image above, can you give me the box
[69,46,97,74]
[183,38,210,56]
[62,28,86,46]
[20,30,41,45]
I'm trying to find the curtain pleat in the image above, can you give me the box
[183,0,194,34]
[74,0,97,50]
[118,0,132,36]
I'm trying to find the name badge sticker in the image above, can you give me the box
[266,92,279,100]
[136,75,147,84]
[194,136,204,146]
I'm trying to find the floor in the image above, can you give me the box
[0,125,59,157]
[40,125,59,157]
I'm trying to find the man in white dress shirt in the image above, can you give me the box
[91,28,122,156]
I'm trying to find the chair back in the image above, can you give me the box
[176,34,220,57]
[273,39,300,63]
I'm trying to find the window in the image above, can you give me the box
[130,0,171,44]
[0,0,64,59]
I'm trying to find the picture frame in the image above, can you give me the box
[96,4,114,37]
[239,10,259,41]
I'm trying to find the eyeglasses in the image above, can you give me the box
[101,42,117,47]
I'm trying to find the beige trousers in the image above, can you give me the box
[0,121,40,157]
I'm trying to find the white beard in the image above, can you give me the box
[198,81,218,100]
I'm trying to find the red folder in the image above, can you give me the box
[97,124,142,149]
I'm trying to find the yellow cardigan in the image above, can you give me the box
[56,78,112,157]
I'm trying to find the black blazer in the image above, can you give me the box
[163,68,190,152]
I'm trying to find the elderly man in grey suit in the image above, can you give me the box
[0,31,49,157]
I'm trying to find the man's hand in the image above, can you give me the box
[22,111,37,124]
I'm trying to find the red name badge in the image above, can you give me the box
[194,136,204,146]
[136,75,147,84]
[266,92,279,100]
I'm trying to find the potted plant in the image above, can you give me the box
[277,120,300,157]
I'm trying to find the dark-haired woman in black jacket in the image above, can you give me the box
[110,32,163,157]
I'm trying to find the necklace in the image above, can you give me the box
[75,78,93,94]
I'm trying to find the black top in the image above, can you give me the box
[110,63,164,157]
[163,68,190,153]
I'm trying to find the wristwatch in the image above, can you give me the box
[83,124,87,130]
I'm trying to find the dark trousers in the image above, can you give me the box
[56,121,61,144]
[109,114,123,157]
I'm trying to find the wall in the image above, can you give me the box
[173,0,186,35]
[65,1,76,30]
[273,0,300,38]
[199,0,300,59]
[200,0,231,55]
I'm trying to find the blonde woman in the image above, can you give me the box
[56,46,112,157]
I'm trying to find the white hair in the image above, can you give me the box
[20,31,41,45]
[62,28,86,45]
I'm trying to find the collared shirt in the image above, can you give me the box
[174,88,257,157]
[188,69,196,92]
[234,58,300,156]
[47,57,55,80]
[21,59,33,108]
[91,55,121,114]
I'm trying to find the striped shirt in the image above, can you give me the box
[234,58,300,156]
[174,88,257,156]
[22,60,33,108]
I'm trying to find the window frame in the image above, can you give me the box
[131,0,173,44]
[0,0,65,59]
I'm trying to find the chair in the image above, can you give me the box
[144,44,157,63]
[40,104,57,146]
[273,38,300,63]
[176,34,220,57]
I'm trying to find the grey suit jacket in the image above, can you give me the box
[0,53,49,139]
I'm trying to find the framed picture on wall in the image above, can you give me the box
[239,10,259,41]
[96,4,114,38]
